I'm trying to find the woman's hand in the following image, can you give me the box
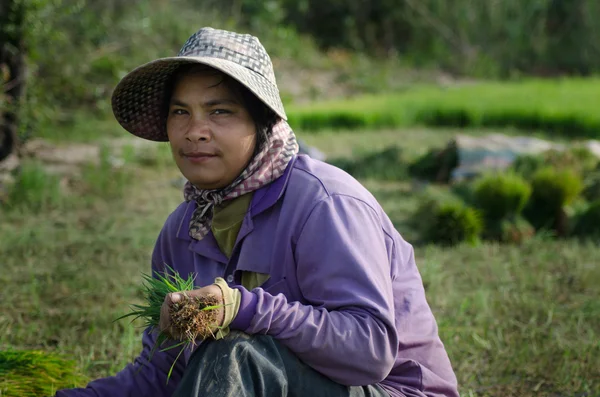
[159,283,225,341]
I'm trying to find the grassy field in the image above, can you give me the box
[31,78,600,145]
[287,78,600,139]
[1,122,599,396]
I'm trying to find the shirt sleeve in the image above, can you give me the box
[230,195,399,386]
[55,229,186,397]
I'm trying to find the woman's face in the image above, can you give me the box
[166,68,257,190]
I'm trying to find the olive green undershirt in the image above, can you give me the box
[211,193,269,338]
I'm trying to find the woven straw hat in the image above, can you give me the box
[111,27,287,142]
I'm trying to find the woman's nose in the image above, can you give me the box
[186,118,212,142]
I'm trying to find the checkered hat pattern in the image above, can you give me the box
[111,27,287,142]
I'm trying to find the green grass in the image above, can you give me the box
[33,111,125,143]
[2,124,599,396]
[0,160,182,381]
[3,161,64,212]
[34,78,600,144]
[288,78,600,138]
[420,239,599,396]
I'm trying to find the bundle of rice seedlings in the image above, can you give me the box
[0,350,88,397]
[117,265,223,381]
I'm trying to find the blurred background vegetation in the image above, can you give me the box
[2,0,600,144]
[2,1,600,396]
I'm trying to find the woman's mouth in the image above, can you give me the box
[183,151,218,164]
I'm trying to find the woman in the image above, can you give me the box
[57,27,459,397]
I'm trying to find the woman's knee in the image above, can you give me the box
[203,331,275,357]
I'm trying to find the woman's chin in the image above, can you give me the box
[185,175,229,190]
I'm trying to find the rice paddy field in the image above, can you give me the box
[1,80,599,396]
[288,78,600,139]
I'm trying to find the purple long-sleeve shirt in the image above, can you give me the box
[56,155,458,397]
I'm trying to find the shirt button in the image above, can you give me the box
[226,275,234,283]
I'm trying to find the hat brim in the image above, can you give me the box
[111,56,287,142]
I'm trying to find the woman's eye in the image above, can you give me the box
[212,109,231,115]
[172,109,187,116]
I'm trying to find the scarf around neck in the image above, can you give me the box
[183,119,299,241]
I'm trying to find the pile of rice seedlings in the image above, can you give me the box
[0,350,87,397]
[118,266,222,381]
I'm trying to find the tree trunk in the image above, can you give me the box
[0,0,26,163]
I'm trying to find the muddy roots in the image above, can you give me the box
[168,294,220,342]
